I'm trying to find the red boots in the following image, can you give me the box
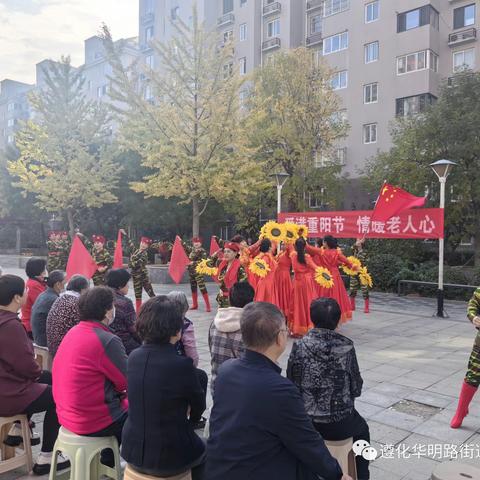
[191,291,199,310]
[364,298,370,314]
[202,292,211,313]
[135,299,142,314]
[450,382,478,428]
[350,296,356,311]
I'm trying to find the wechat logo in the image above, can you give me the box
[352,440,378,461]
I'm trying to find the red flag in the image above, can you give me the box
[113,230,123,268]
[210,236,221,256]
[371,183,426,223]
[169,236,190,284]
[66,236,98,280]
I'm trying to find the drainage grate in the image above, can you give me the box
[390,400,442,418]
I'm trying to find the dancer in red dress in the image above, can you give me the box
[252,239,278,304]
[275,243,293,319]
[234,235,261,290]
[307,235,356,324]
[289,238,319,337]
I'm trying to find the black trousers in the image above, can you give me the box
[22,370,60,453]
[313,409,370,480]
[191,368,208,424]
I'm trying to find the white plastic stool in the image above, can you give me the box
[431,461,480,480]
[0,415,33,474]
[34,344,52,371]
[124,464,192,480]
[325,437,357,480]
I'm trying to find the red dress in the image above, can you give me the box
[307,246,354,324]
[275,249,293,319]
[240,242,261,290]
[289,252,318,337]
[253,252,278,304]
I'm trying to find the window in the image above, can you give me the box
[314,148,346,168]
[323,31,348,55]
[97,85,108,98]
[365,1,379,23]
[223,30,233,43]
[240,0,247,6]
[7,102,14,112]
[323,0,349,17]
[397,50,438,75]
[144,0,155,13]
[7,135,14,143]
[267,18,280,38]
[311,14,322,34]
[395,93,437,116]
[145,26,154,42]
[397,5,439,33]
[239,90,248,109]
[364,83,378,103]
[7,118,15,127]
[223,0,234,14]
[145,85,153,101]
[240,23,247,41]
[454,4,475,29]
[364,41,379,63]
[223,62,233,79]
[171,6,179,20]
[146,54,154,69]
[453,48,475,71]
[330,70,348,90]
[239,57,247,75]
[363,123,377,144]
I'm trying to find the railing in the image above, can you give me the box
[448,28,477,46]
[306,32,323,46]
[141,12,154,24]
[397,279,476,297]
[262,37,281,50]
[217,13,235,27]
[263,2,281,16]
[307,0,323,11]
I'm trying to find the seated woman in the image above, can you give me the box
[122,296,206,479]
[106,269,141,354]
[21,257,47,337]
[0,275,69,475]
[287,298,370,480]
[53,287,128,467]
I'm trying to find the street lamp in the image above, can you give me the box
[270,172,290,215]
[430,159,457,318]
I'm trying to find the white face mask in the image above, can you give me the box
[107,307,116,326]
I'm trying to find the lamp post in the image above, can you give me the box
[430,159,457,318]
[270,172,290,214]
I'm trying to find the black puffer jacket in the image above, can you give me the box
[287,328,363,423]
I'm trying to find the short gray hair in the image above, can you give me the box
[67,275,89,293]
[167,291,189,316]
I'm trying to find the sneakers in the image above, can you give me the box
[4,423,40,447]
[33,452,70,476]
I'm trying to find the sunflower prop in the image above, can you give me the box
[249,257,271,278]
[283,222,299,244]
[342,256,362,276]
[359,267,373,288]
[297,225,309,239]
[261,221,285,243]
[196,259,218,277]
[314,267,335,289]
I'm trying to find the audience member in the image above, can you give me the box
[206,302,349,480]
[46,274,89,356]
[287,298,369,480]
[31,270,66,347]
[0,275,69,475]
[208,282,253,394]
[21,257,47,336]
[106,269,140,354]
[122,296,206,479]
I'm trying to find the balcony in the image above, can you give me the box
[307,0,323,11]
[263,2,281,16]
[306,32,322,46]
[448,28,477,46]
[141,12,154,25]
[217,13,235,28]
[262,37,281,51]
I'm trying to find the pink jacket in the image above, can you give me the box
[53,321,128,434]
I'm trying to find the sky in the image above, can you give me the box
[0,0,138,84]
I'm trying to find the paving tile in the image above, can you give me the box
[371,408,428,431]
[413,418,477,444]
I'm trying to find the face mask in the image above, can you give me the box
[107,307,116,326]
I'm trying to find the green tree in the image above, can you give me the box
[246,48,349,211]
[103,8,266,237]
[7,57,121,236]
[365,72,480,265]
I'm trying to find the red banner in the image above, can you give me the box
[278,208,444,239]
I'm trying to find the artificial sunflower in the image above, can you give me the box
[249,257,271,278]
[342,256,362,276]
[359,267,373,288]
[297,225,309,239]
[314,266,335,289]
[196,259,218,277]
[261,221,286,243]
[283,222,299,244]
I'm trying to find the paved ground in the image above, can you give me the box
[3,268,480,480]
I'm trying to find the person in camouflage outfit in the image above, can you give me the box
[450,288,480,429]
[349,238,370,313]
[187,237,211,312]
[47,231,63,272]
[58,232,71,271]
[77,233,113,286]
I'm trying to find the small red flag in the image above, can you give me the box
[169,236,190,284]
[371,183,426,223]
[66,236,98,280]
[113,230,123,268]
[210,236,221,256]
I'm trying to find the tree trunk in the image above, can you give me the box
[67,209,75,240]
[192,198,200,238]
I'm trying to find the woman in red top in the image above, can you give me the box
[275,243,293,319]
[234,235,261,290]
[289,238,319,337]
[21,257,47,336]
[252,239,278,305]
[307,236,356,324]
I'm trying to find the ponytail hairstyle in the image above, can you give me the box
[323,235,338,250]
[259,239,271,253]
[295,238,307,265]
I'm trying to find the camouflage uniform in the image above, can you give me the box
[187,246,208,295]
[215,262,248,308]
[349,245,370,300]
[465,288,480,387]
[79,237,113,286]
[47,240,63,272]
[58,238,71,272]
[127,237,157,300]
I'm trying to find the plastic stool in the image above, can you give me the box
[49,426,121,480]
[431,461,480,480]
[0,415,33,474]
[124,464,192,480]
[325,437,357,480]
[34,344,52,371]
